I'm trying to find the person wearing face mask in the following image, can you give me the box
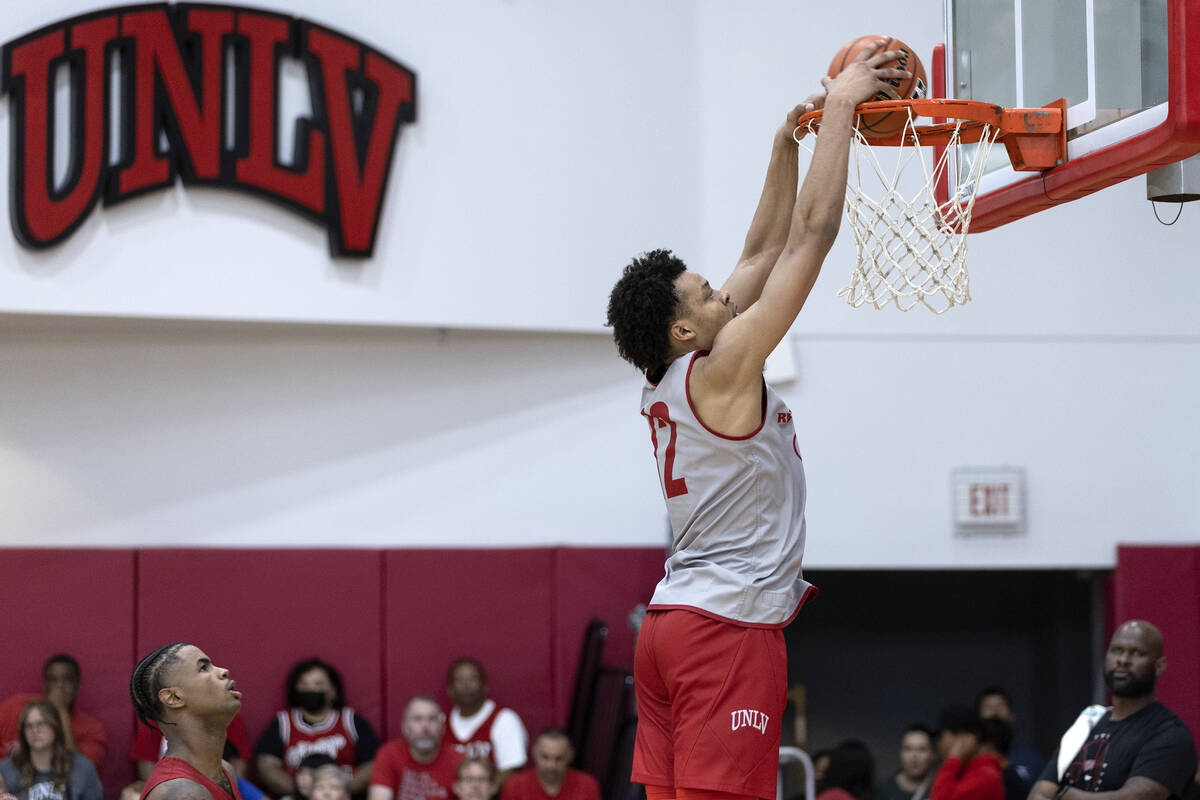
[254,659,380,800]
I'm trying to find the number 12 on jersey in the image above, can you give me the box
[644,401,689,499]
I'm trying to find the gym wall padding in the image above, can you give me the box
[0,549,137,799]
[1113,545,1200,744]
[1,546,664,798]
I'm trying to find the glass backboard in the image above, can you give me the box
[938,0,1200,231]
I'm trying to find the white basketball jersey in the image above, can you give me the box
[641,350,815,626]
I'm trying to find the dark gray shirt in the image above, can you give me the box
[0,753,103,800]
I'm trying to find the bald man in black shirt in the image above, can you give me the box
[1030,621,1197,800]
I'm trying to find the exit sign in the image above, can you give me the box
[952,467,1025,535]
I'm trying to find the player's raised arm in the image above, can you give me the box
[721,95,822,311]
[704,43,907,385]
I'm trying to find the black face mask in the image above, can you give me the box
[295,691,328,713]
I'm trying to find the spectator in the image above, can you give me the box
[0,700,103,800]
[256,658,380,798]
[501,729,600,800]
[311,765,350,800]
[1029,620,1197,800]
[454,758,497,800]
[878,725,937,800]
[288,754,338,800]
[131,714,253,778]
[817,740,875,800]
[369,696,460,800]
[0,656,107,771]
[930,706,1002,800]
[445,658,528,787]
[975,688,1042,787]
[979,719,1026,800]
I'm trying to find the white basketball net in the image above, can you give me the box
[798,113,1002,313]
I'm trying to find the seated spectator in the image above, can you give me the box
[287,754,338,800]
[256,658,380,798]
[878,724,937,800]
[369,696,460,800]
[311,765,351,800]
[816,740,875,800]
[454,757,497,800]
[0,656,106,771]
[445,658,528,787]
[501,729,600,800]
[975,687,1042,787]
[130,713,253,778]
[978,719,1026,800]
[0,700,103,800]
[930,706,1002,800]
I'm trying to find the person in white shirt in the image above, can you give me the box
[445,658,528,788]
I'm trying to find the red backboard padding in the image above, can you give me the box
[1113,545,1200,744]
[550,548,665,718]
[136,549,385,748]
[0,550,136,799]
[383,549,557,739]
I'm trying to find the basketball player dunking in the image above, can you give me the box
[606,44,908,800]
[131,644,245,800]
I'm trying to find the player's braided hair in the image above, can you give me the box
[130,642,188,733]
[606,249,687,381]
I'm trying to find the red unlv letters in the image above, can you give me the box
[1,4,416,257]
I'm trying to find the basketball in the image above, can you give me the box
[828,35,928,137]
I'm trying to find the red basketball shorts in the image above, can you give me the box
[631,608,787,800]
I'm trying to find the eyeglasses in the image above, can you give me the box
[23,721,51,732]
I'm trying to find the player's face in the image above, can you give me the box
[532,736,572,788]
[448,663,486,710]
[21,707,57,752]
[453,762,495,800]
[402,699,445,756]
[899,731,934,781]
[1104,625,1163,698]
[673,271,737,350]
[167,645,242,717]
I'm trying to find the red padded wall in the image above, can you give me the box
[551,548,665,718]
[1113,545,1200,743]
[383,549,557,740]
[0,549,136,799]
[136,550,385,751]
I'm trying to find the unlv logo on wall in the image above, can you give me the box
[1,3,416,257]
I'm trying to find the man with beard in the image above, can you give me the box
[368,697,459,800]
[1029,621,1197,800]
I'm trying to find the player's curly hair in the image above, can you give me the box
[130,642,189,733]
[606,249,687,380]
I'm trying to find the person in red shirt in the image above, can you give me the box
[930,707,1003,800]
[368,697,460,800]
[0,655,107,771]
[501,730,600,800]
[129,642,245,800]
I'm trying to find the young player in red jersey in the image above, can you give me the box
[606,43,909,800]
[130,643,244,800]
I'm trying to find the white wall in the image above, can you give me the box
[0,1,1197,565]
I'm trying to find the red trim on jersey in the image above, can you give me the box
[647,584,818,629]
[140,757,241,800]
[684,351,767,441]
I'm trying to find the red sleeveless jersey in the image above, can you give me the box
[140,757,242,800]
[278,708,361,772]
[448,705,501,760]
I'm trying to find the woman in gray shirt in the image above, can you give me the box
[0,700,102,800]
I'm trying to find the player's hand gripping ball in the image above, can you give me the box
[828,35,927,137]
